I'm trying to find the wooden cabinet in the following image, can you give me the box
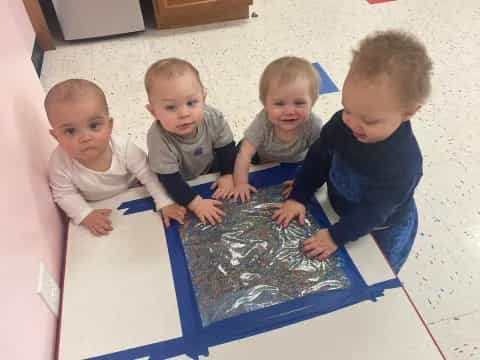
[152,0,252,29]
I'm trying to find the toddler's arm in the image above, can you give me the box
[272,125,333,226]
[289,136,331,206]
[328,176,420,247]
[207,107,236,199]
[126,140,186,227]
[49,161,94,225]
[233,139,257,202]
[125,140,174,210]
[211,141,237,199]
[49,161,112,236]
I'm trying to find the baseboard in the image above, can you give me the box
[31,37,44,77]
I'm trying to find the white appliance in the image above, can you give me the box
[52,0,145,40]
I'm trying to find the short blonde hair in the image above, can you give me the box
[44,79,108,123]
[259,56,320,105]
[350,30,433,108]
[144,58,203,99]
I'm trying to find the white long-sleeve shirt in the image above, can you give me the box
[48,135,173,224]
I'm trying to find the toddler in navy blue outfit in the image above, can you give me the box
[273,30,433,273]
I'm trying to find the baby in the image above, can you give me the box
[273,30,432,273]
[47,79,185,236]
[145,58,237,225]
[233,56,323,202]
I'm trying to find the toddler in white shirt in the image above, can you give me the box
[46,78,185,236]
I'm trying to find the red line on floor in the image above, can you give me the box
[367,0,396,4]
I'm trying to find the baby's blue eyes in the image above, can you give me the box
[164,100,199,111]
[273,101,307,107]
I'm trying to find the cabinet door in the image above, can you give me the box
[153,0,252,29]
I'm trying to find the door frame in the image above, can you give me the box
[22,0,55,50]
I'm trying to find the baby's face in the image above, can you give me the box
[341,74,414,143]
[264,77,313,134]
[48,95,112,166]
[147,71,206,137]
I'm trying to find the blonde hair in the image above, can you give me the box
[44,79,108,122]
[259,56,320,105]
[350,30,433,108]
[144,58,203,99]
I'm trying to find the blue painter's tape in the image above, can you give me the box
[87,337,186,360]
[117,196,155,214]
[164,222,209,359]
[312,62,339,94]
[106,163,401,360]
[117,162,303,216]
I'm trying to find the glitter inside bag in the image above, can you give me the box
[179,184,351,326]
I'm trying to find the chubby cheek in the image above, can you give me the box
[191,108,205,124]
[98,132,112,144]
[157,117,172,131]
[342,114,355,131]
[55,135,76,151]
[151,107,170,123]
[62,142,82,157]
[151,107,171,123]
[297,110,309,121]
[61,141,74,152]
[365,128,391,143]
[267,108,283,122]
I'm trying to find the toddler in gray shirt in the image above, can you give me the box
[145,58,237,225]
[233,56,323,202]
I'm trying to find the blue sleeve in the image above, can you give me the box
[158,172,197,206]
[214,141,237,175]
[289,124,333,204]
[329,174,421,246]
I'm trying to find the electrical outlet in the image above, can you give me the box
[37,261,60,317]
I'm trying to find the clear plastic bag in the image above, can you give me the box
[180,184,351,326]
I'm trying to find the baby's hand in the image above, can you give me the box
[281,180,294,199]
[188,196,225,225]
[233,183,257,203]
[272,200,306,228]
[161,203,186,227]
[302,229,338,261]
[211,174,235,200]
[81,209,113,236]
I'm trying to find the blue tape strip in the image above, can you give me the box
[117,196,155,214]
[164,222,209,359]
[116,163,302,216]
[87,337,186,360]
[312,62,339,94]
[107,163,400,360]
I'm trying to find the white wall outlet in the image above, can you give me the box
[37,261,60,317]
